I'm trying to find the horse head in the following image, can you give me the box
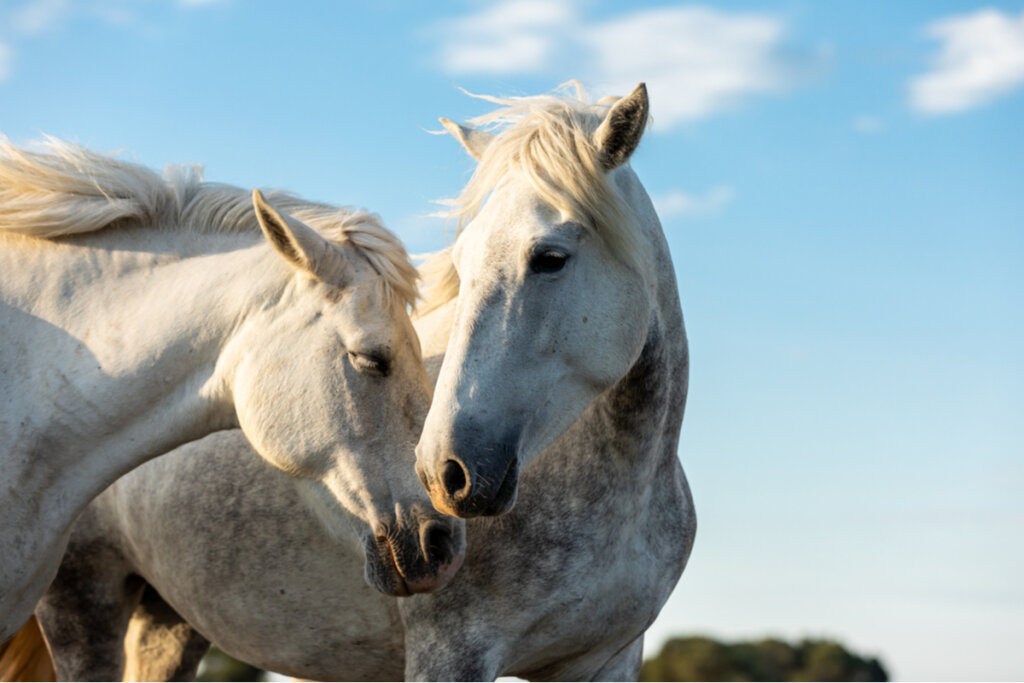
[227,191,465,593]
[415,83,661,517]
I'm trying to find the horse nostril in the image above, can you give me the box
[442,459,469,499]
[421,523,453,564]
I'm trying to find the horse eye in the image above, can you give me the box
[529,249,569,274]
[348,351,390,377]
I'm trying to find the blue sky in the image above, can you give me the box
[2,1,1022,679]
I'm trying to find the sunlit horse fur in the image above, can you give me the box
[0,141,464,642]
[13,82,695,682]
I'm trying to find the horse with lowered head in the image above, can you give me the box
[0,140,464,643]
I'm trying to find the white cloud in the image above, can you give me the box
[12,0,69,35]
[432,2,813,128]
[653,185,735,218]
[582,7,797,129]
[0,42,10,82]
[437,0,575,74]
[909,8,1024,114]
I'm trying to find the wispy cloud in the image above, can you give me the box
[582,7,804,129]
[653,186,735,218]
[909,8,1024,114]
[11,0,69,35]
[430,1,819,129]
[438,0,573,74]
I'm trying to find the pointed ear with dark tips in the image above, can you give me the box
[252,189,333,279]
[439,118,495,161]
[593,83,649,171]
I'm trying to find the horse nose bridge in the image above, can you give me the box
[451,411,521,458]
[419,404,490,464]
[447,416,521,489]
[445,300,523,400]
[418,331,523,468]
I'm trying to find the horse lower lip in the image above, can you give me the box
[405,551,465,594]
[391,576,411,597]
[376,536,412,597]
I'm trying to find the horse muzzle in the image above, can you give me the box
[415,435,521,518]
[362,513,466,597]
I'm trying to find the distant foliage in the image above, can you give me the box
[639,636,888,682]
[195,635,887,682]
[196,646,266,682]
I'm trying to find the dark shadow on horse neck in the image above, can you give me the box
[524,299,689,515]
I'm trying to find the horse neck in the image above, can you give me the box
[573,300,685,475]
[539,199,689,505]
[0,228,284,506]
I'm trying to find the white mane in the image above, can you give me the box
[418,82,643,315]
[0,137,418,308]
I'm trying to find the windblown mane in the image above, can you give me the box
[417,81,642,315]
[0,137,418,308]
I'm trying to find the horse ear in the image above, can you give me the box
[593,83,649,171]
[439,118,495,161]
[252,189,331,279]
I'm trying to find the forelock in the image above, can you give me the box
[419,81,645,315]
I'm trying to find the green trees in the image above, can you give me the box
[639,636,888,682]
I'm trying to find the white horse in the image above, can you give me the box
[0,142,464,642]
[406,81,696,679]
[12,82,694,682]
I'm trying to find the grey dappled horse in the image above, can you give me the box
[408,81,695,680]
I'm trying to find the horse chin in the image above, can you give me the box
[402,551,465,594]
[361,525,466,597]
[365,566,413,597]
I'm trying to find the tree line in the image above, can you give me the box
[197,634,890,681]
[639,635,889,681]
